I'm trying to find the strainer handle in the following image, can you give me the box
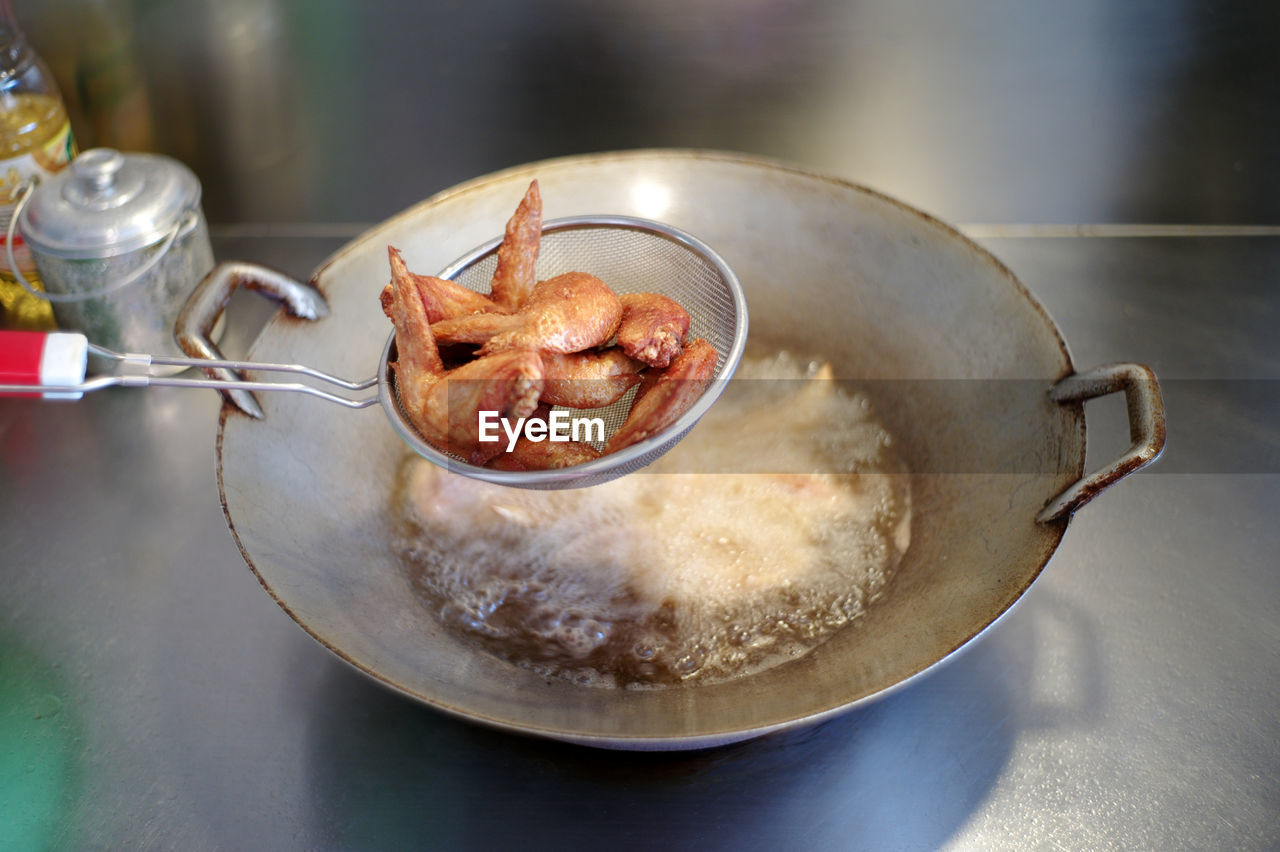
[175,261,330,419]
[0,330,89,400]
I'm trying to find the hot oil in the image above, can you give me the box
[391,352,912,687]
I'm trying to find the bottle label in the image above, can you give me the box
[0,120,77,280]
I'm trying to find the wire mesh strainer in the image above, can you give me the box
[380,214,748,488]
[0,216,746,490]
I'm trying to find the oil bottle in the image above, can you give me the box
[0,0,76,330]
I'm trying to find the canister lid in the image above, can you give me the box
[18,148,202,259]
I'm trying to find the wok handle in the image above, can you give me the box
[174,261,329,419]
[1037,363,1166,523]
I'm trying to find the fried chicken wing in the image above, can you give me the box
[604,338,718,454]
[540,348,644,409]
[383,249,445,418]
[616,292,691,368]
[488,437,603,470]
[430,272,623,355]
[384,249,543,464]
[424,312,513,346]
[489,179,542,312]
[381,246,503,324]
[485,272,623,354]
[421,349,545,465]
[381,180,723,473]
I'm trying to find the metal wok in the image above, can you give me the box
[212,150,1163,750]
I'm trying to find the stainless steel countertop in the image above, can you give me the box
[4,1,1278,849]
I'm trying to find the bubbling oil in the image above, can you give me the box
[391,352,911,687]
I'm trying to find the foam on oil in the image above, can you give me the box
[391,352,911,687]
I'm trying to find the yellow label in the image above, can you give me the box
[39,119,77,172]
[0,118,75,329]
[0,120,76,272]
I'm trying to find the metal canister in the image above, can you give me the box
[14,147,214,366]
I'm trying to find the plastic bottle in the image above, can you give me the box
[0,0,76,330]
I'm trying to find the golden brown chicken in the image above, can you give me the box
[604,338,718,453]
[489,179,542,312]
[383,245,544,464]
[430,271,624,356]
[539,348,644,409]
[616,292,690,368]
[380,246,503,324]
[382,181,721,472]
[379,178,540,323]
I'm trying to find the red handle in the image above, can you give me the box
[0,330,46,389]
[0,331,89,399]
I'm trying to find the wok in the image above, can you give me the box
[209,150,1163,749]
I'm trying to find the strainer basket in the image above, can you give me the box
[380,215,748,488]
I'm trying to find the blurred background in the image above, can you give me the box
[17,0,1280,228]
[4,2,1279,849]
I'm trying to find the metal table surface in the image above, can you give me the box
[4,1,1279,849]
